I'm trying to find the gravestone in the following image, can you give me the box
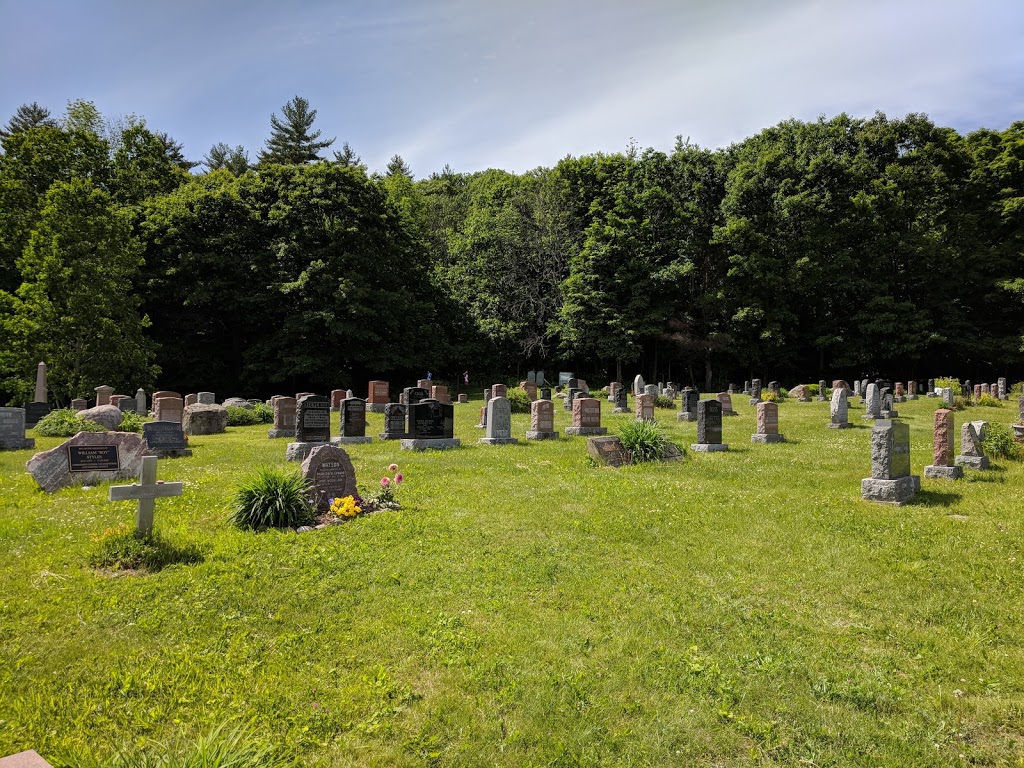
[526,399,559,440]
[862,384,881,420]
[334,397,371,444]
[27,431,148,493]
[404,387,429,411]
[749,379,762,405]
[24,402,51,427]
[751,401,785,443]
[677,389,698,422]
[565,386,583,411]
[565,397,606,436]
[853,380,862,397]
[860,379,869,400]
[743,380,751,395]
[458,393,468,403]
[607,381,621,402]
[430,385,451,405]
[477,387,491,428]
[956,421,990,470]
[367,380,389,413]
[907,381,918,400]
[0,749,53,767]
[540,387,552,401]
[479,396,518,445]
[643,384,659,398]
[184,393,198,407]
[1019,394,1024,422]
[109,394,131,410]
[586,435,633,467]
[78,404,125,430]
[635,393,655,421]
[94,384,114,406]
[108,454,183,537]
[402,399,459,450]
[527,370,536,383]
[827,388,852,429]
[768,381,779,394]
[633,374,645,395]
[286,395,331,462]
[117,397,137,414]
[880,389,898,419]
[692,399,728,452]
[295,392,315,402]
[716,392,738,416]
[559,372,574,387]
[0,407,34,450]
[817,380,827,401]
[183,403,228,435]
[535,371,545,386]
[330,389,345,411]
[268,397,297,439]
[973,384,982,400]
[893,382,905,403]
[71,399,87,411]
[924,408,962,479]
[34,361,47,403]
[301,444,357,511]
[154,396,184,423]
[491,383,508,401]
[998,377,1007,400]
[197,392,215,405]
[790,384,811,402]
[861,419,920,504]
[942,387,954,406]
[521,381,537,401]
[143,421,192,458]
[380,403,407,440]
[135,388,147,414]
[417,378,431,389]
[927,378,936,396]
[613,387,629,413]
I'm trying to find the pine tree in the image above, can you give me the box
[258,96,334,165]
[0,102,56,139]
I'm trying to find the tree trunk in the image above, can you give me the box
[616,359,622,384]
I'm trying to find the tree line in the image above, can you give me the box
[1,97,1021,405]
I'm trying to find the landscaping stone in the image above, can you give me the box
[77,404,124,430]
[183,403,228,435]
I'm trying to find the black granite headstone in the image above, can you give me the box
[295,395,330,442]
[696,400,723,444]
[24,402,52,427]
[381,403,407,439]
[143,421,187,451]
[409,399,447,439]
[340,397,366,437]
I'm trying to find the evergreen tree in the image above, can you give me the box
[203,142,250,175]
[258,96,334,165]
[0,102,56,139]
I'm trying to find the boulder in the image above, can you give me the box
[789,384,811,401]
[222,397,252,409]
[27,431,147,493]
[76,404,124,430]
[183,403,228,435]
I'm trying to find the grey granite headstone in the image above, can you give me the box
[861,419,919,504]
[827,388,851,429]
[863,383,881,420]
[955,421,990,470]
[301,443,357,510]
[749,378,762,405]
[197,392,215,405]
[677,389,698,422]
[0,407,35,450]
[480,396,517,445]
[613,386,628,413]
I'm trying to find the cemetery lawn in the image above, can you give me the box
[2,396,1024,767]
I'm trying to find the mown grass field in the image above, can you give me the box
[1,392,1023,767]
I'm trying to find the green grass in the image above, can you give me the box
[2,394,1024,766]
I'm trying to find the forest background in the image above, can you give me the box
[0,97,1022,406]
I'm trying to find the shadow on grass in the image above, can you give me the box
[90,529,205,574]
[909,489,963,507]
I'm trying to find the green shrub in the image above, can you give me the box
[506,387,532,414]
[807,384,820,397]
[64,721,291,768]
[982,422,1021,461]
[118,410,145,432]
[230,467,313,529]
[655,395,675,409]
[1011,381,1023,396]
[950,396,970,412]
[34,408,106,437]
[89,523,202,572]
[778,388,789,399]
[618,419,670,463]
[976,394,1002,408]
[226,405,262,426]
[935,377,962,396]
[761,390,779,403]
[252,402,273,423]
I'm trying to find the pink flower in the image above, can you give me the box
[380,477,390,487]
[388,463,399,473]
[394,473,403,484]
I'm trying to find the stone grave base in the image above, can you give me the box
[147,448,192,459]
[826,422,853,429]
[907,395,918,400]
[564,426,607,436]
[691,443,729,453]
[881,410,899,419]
[331,436,372,445]
[401,438,461,451]
[267,428,294,439]
[749,398,762,406]
[661,443,684,461]
[525,431,560,440]
[816,396,827,402]
[478,437,519,445]
[798,397,811,403]
[378,432,405,440]
[285,441,329,462]
[924,464,963,480]
[0,750,53,767]
[366,403,386,413]
[926,392,938,397]
[722,410,739,416]
[861,414,879,420]
[861,475,920,505]
[0,437,34,451]
[677,413,696,422]
[612,408,629,414]
[955,455,990,470]
[751,433,785,443]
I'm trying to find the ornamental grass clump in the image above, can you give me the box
[230,467,314,529]
[34,408,107,437]
[618,419,670,463]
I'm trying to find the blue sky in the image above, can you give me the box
[2,0,1022,177]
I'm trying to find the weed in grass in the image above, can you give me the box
[618,418,670,462]
[229,467,314,529]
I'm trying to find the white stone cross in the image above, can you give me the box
[108,455,183,536]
